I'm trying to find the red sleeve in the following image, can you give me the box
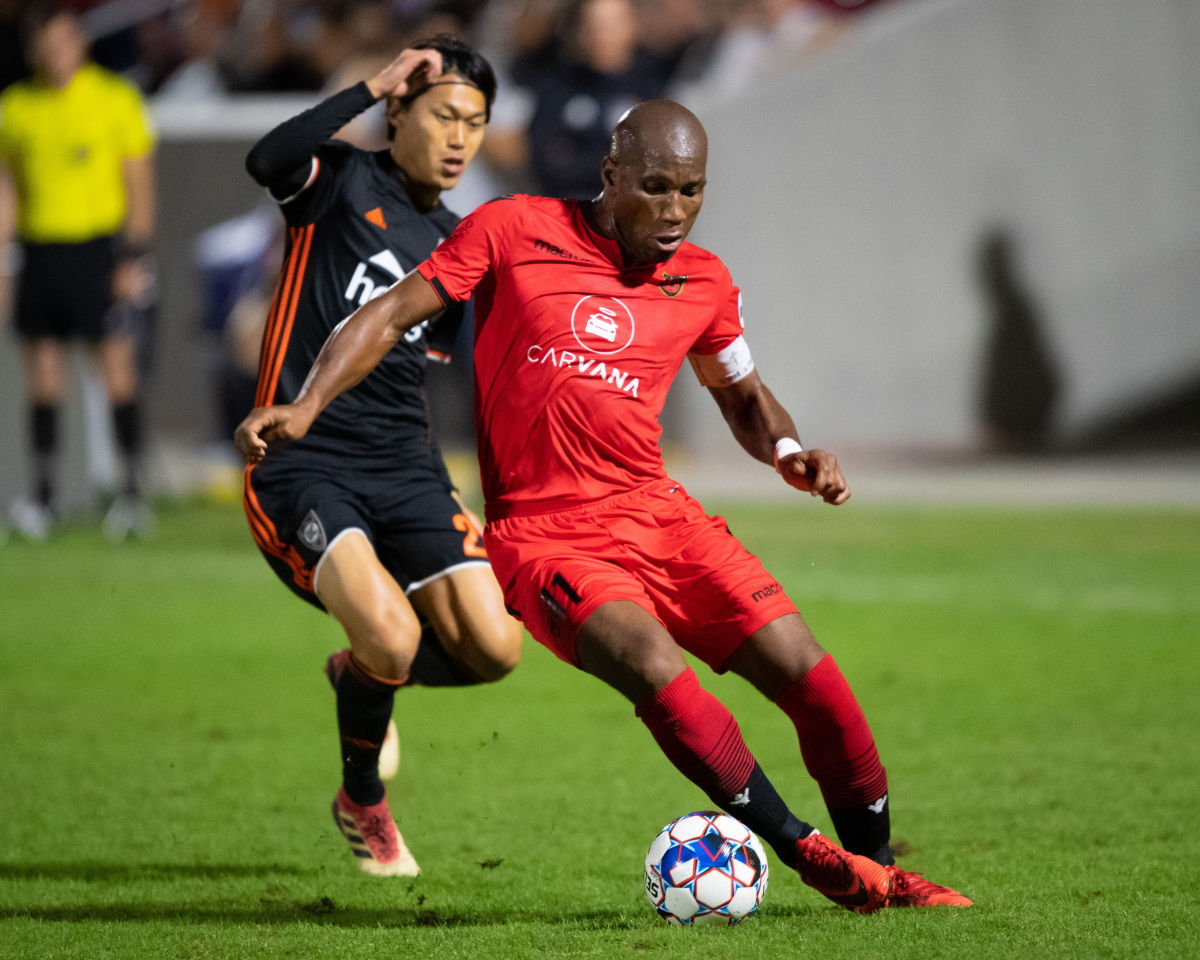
[417,196,517,304]
[689,260,745,356]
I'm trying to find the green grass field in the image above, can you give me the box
[2,497,1198,959]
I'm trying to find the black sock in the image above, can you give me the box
[830,793,894,865]
[404,623,483,687]
[111,401,142,496]
[334,652,397,805]
[723,764,813,868]
[30,404,58,506]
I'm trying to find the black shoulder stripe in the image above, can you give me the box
[428,274,453,305]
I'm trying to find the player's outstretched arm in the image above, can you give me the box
[234,271,444,463]
[708,371,850,505]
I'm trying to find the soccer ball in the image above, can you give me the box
[643,811,769,926]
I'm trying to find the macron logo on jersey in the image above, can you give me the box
[364,207,387,229]
[534,238,587,262]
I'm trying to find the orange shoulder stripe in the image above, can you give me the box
[256,223,314,407]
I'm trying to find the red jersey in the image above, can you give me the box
[419,194,745,518]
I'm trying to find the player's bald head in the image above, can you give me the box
[595,100,708,268]
[608,100,707,170]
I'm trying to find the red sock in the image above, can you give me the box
[775,654,888,810]
[635,667,756,802]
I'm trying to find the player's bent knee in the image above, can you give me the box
[471,620,523,681]
[340,604,421,681]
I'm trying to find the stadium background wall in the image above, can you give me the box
[1,0,1196,508]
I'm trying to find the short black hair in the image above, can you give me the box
[406,34,497,122]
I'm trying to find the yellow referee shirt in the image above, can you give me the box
[0,62,155,243]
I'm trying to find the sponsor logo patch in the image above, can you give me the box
[570,294,635,355]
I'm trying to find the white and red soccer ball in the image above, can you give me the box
[644,811,769,926]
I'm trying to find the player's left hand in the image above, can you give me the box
[778,448,850,505]
[234,403,315,463]
[367,47,443,101]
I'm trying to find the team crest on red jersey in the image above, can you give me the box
[570,295,635,355]
[660,273,688,297]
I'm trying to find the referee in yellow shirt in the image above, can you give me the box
[0,6,156,540]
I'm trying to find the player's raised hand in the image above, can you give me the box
[778,448,850,505]
[366,48,443,101]
[234,404,315,463]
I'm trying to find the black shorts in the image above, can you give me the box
[15,237,120,342]
[243,455,490,611]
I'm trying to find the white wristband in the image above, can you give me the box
[774,437,803,473]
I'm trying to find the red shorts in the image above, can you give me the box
[483,478,798,671]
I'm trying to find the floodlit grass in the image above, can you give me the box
[1,498,1197,959]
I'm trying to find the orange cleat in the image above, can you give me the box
[882,863,973,909]
[794,831,971,914]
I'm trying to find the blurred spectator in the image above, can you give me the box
[671,0,851,107]
[635,0,720,91]
[153,2,236,100]
[222,0,326,93]
[510,0,673,198]
[7,0,894,102]
[192,205,280,442]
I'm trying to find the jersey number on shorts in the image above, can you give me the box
[452,512,488,558]
[539,572,582,639]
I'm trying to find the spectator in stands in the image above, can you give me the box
[671,0,850,107]
[153,2,236,101]
[513,0,673,198]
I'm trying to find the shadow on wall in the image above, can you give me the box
[974,222,1200,455]
[1066,374,1200,453]
[975,223,1062,454]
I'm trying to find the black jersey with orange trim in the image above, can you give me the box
[256,140,466,470]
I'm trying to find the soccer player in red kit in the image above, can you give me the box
[236,100,971,912]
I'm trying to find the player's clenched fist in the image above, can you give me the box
[234,404,315,463]
[778,448,850,505]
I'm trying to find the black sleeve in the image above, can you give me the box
[244,82,377,196]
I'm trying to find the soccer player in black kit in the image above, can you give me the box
[241,38,522,876]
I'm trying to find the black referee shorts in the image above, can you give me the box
[15,236,118,342]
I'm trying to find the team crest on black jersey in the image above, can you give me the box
[660,274,688,297]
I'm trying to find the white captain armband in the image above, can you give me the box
[687,335,755,387]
